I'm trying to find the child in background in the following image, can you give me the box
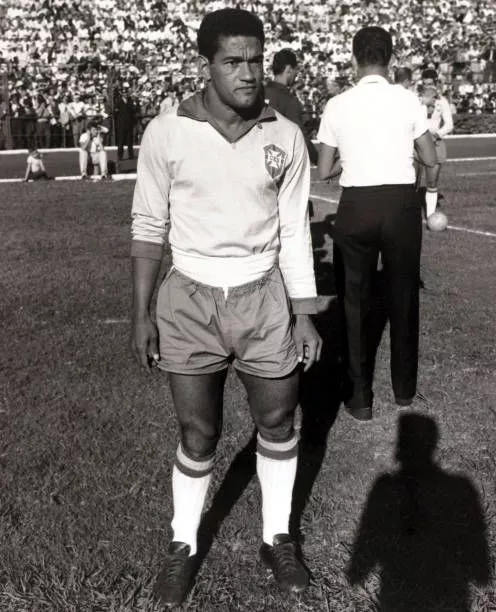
[23,149,53,181]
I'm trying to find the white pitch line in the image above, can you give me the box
[310,194,339,204]
[0,173,137,183]
[446,225,496,238]
[458,171,496,177]
[100,318,130,324]
[447,156,496,162]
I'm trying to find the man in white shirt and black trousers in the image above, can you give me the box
[317,26,437,421]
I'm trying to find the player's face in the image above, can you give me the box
[286,65,297,86]
[202,36,264,110]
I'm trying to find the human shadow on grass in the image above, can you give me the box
[347,413,492,612]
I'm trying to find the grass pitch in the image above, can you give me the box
[0,165,495,611]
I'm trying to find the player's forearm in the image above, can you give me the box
[132,254,162,318]
[279,233,318,315]
[437,122,453,138]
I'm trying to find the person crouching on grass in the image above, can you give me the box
[23,149,54,181]
[79,120,111,181]
[130,7,321,608]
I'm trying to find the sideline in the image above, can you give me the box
[0,174,136,183]
[1,176,494,238]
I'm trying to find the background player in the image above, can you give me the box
[418,68,454,216]
[264,48,318,164]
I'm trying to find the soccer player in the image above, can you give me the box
[130,8,321,607]
[419,68,454,216]
[79,121,111,181]
[264,48,318,164]
[23,148,53,181]
[317,27,437,421]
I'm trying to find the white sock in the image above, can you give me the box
[256,433,298,545]
[425,189,438,217]
[170,445,214,556]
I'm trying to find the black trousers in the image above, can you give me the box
[332,184,422,406]
[116,123,134,160]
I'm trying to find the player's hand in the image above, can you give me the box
[131,314,160,371]
[293,314,322,372]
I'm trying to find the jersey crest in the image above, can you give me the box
[264,144,287,180]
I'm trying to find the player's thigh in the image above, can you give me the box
[169,370,227,457]
[237,369,299,442]
[232,267,299,378]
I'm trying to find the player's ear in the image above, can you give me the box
[198,55,211,82]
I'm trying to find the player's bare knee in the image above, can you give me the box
[255,408,294,443]
[179,422,220,460]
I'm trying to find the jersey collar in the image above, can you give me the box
[358,74,389,85]
[177,91,276,142]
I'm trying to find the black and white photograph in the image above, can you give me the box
[0,1,495,610]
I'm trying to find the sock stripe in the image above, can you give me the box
[175,444,215,478]
[256,433,298,460]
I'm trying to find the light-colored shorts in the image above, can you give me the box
[90,152,101,165]
[156,265,299,378]
[434,138,447,163]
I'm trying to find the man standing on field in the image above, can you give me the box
[317,26,437,421]
[130,8,321,607]
[418,68,454,216]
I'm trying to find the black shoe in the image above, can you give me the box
[344,403,372,421]
[343,383,373,421]
[153,542,196,607]
[395,396,414,407]
[81,174,90,181]
[260,534,309,593]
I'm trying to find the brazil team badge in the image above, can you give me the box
[264,144,287,180]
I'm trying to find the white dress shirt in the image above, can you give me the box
[317,75,429,187]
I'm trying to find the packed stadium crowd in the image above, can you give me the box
[1,0,496,149]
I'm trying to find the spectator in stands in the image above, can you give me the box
[0,94,7,150]
[68,92,87,149]
[394,67,414,90]
[58,93,73,148]
[114,86,138,161]
[34,93,52,149]
[2,0,496,147]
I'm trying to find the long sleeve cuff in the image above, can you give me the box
[131,239,163,260]
[291,297,318,315]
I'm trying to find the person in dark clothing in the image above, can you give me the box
[264,48,318,164]
[114,88,137,161]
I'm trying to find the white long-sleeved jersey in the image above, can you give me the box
[131,92,317,314]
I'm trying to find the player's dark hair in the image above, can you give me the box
[352,26,392,68]
[422,68,438,82]
[394,66,412,84]
[272,48,297,75]
[197,8,265,62]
